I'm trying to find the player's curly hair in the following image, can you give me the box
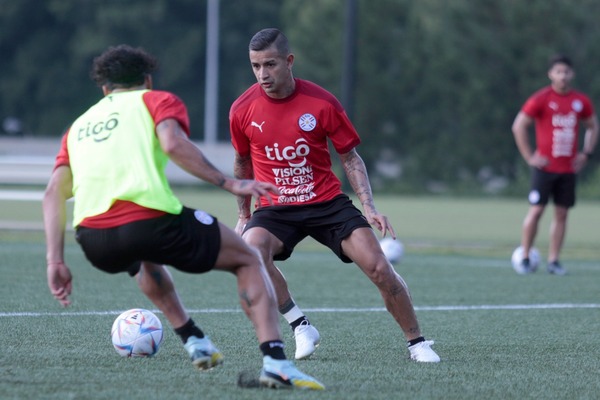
[90,44,158,90]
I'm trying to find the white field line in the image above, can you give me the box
[1,303,600,317]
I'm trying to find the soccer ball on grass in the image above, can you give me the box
[111,308,163,357]
[379,237,404,264]
[511,246,540,274]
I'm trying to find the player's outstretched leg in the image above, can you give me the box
[135,262,225,369]
[343,228,441,363]
[214,224,326,386]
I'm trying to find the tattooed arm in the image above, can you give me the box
[233,151,255,234]
[156,118,278,199]
[339,148,396,238]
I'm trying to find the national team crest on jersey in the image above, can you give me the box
[572,99,583,112]
[298,113,317,132]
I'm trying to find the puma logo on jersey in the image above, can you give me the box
[251,121,266,132]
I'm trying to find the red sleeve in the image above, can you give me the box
[53,130,70,170]
[142,91,191,136]
[326,106,361,154]
[298,80,361,154]
[521,92,543,118]
[229,86,260,157]
[229,110,250,157]
[580,94,595,119]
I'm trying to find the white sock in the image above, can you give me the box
[281,304,305,324]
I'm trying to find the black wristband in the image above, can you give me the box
[584,152,593,159]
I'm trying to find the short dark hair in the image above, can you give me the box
[90,44,158,89]
[548,54,573,70]
[249,28,290,56]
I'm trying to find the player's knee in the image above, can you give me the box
[364,257,395,286]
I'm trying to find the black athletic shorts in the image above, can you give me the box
[75,207,221,276]
[243,194,371,263]
[528,168,576,208]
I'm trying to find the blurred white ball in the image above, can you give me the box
[511,246,540,274]
[379,237,404,264]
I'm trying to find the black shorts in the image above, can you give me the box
[75,207,221,276]
[528,168,576,208]
[243,194,371,263]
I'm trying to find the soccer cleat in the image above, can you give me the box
[184,335,223,370]
[514,257,532,275]
[259,356,325,390]
[293,320,321,360]
[547,261,567,276]
[408,340,441,363]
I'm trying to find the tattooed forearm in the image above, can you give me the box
[342,150,376,211]
[234,154,254,179]
[236,195,252,217]
[234,154,254,216]
[196,152,227,187]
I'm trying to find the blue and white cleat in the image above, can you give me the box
[259,356,325,390]
[184,336,224,370]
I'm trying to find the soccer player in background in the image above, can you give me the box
[512,54,598,275]
[230,28,440,363]
[42,44,324,390]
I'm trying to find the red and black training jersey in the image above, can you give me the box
[521,86,594,173]
[230,78,361,207]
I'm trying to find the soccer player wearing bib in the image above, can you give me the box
[43,45,324,390]
[512,54,598,275]
[230,28,440,363]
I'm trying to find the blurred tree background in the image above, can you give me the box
[1,0,599,196]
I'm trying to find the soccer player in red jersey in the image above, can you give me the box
[230,28,440,362]
[512,54,598,275]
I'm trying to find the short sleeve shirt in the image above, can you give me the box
[521,86,594,173]
[230,78,361,207]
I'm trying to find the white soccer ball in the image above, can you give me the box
[380,237,404,264]
[111,308,163,357]
[511,246,540,274]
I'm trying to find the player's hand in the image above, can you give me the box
[47,261,72,307]
[573,152,588,172]
[527,152,549,169]
[365,210,396,240]
[230,179,280,205]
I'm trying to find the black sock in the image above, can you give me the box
[259,340,286,360]
[174,318,205,344]
[407,336,425,347]
[290,316,309,331]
